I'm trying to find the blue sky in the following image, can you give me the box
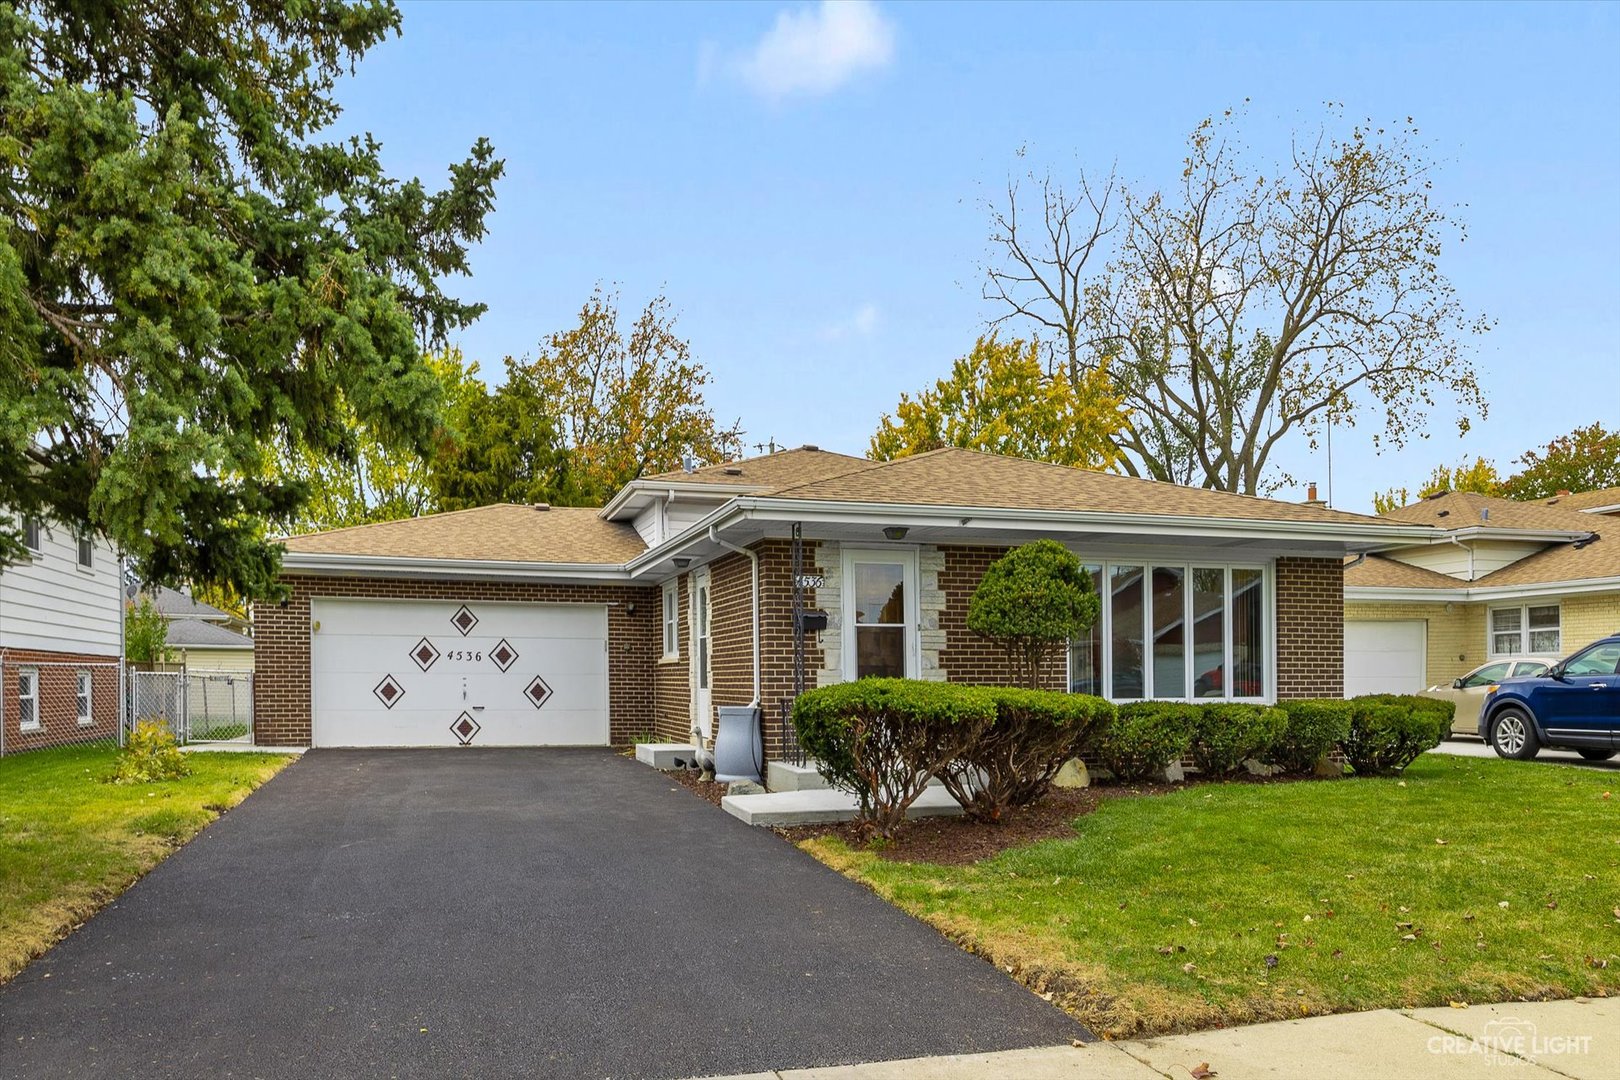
[334,1,1619,512]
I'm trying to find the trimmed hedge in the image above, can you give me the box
[937,689,1114,822]
[792,679,996,836]
[1268,699,1354,774]
[1188,703,1287,777]
[1093,702,1197,782]
[1341,694,1453,775]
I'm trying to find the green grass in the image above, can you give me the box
[805,754,1620,1038]
[0,744,293,983]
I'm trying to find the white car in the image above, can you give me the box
[1424,657,1561,737]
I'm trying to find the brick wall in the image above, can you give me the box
[652,575,690,742]
[1275,556,1345,699]
[937,546,1065,690]
[0,648,122,751]
[253,576,657,746]
[1561,593,1620,653]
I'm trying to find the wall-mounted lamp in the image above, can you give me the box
[626,602,637,615]
[882,526,909,541]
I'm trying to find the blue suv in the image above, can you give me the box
[1480,633,1620,761]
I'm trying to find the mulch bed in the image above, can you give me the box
[663,761,1324,866]
[669,766,728,807]
[774,783,1178,865]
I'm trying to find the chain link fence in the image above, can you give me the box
[1,661,254,757]
[0,658,125,757]
[129,670,254,745]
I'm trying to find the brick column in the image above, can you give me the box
[1275,556,1345,699]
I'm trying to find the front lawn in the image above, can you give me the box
[806,754,1620,1038]
[0,744,293,983]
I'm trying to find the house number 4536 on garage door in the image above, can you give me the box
[445,650,483,662]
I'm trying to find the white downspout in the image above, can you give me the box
[708,526,761,708]
[1447,536,1475,581]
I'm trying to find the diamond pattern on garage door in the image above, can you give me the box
[450,711,482,746]
[490,638,519,672]
[450,604,480,636]
[523,675,553,709]
[372,674,406,709]
[410,637,441,671]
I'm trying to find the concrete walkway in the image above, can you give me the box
[696,997,1618,1079]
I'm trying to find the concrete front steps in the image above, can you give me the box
[722,785,964,827]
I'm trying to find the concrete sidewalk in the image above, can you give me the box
[696,997,1617,1079]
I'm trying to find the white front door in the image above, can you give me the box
[690,569,713,741]
[1344,619,1428,697]
[309,598,610,747]
[842,548,919,679]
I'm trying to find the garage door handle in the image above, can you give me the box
[472,705,485,710]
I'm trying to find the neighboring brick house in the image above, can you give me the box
[2,514,124,751]
[256,446,1432,752]
[1344,487,1620,694]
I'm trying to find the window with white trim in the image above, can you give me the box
[76,670,93,726]
[77,533,94,569]
[22,516,41,554]
[1489,603,1560,657]
[18,668,40,732]
[1069,560,1269,701]
[661,580,680,659]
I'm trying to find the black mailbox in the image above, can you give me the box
[795,609,829,634]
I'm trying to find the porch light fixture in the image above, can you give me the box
[673,556,692,569]
[882,526,909,541]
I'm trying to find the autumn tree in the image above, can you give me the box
[1500,422,1620,500]
[0,1,502,597]
[273,351,482,534]
[984,107,1489,494]
[512,288,743,502]
[1373,456,1501,514]
[870,334,1123,468]
[428,357,576,511]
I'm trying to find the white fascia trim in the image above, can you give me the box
[597,479,771,521]
[280,551,633,583]
[1426,526,1594,544]
[727,497,1441,546]
[1346,576,1620,603]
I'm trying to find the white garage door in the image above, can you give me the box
[311,598,609,748]
[1343,620,1427,697]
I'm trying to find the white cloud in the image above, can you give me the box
[821,302,880,341]
[733,1,896,100]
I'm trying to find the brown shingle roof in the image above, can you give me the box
[1344,555,1466,590]
[1542,487,1620,514]
[642,446,873,489]
[762,448,1407,527]
[1380,490,1600,533]
[280,504,646,565]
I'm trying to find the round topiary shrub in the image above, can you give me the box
[1341,695,1453,775]
[1187,703,1287,778]
[967,539,1101,688]
[1267,699,1353,774]
[1092,702,1196,782]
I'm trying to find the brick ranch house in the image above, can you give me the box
[254,446,1441,753]
[1343,487,1618,694]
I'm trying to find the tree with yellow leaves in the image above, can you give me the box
[870,334,1124,469]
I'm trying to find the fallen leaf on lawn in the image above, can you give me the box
[1463,913,1476,921]
[1613,907,1620,922]
[1435,838,1448,845]
[1158,946,1175,955]
[1399,905,1410,913]
[1397,781,1407,787]
[1183,962,1198,974]
[1264,954,1279,969]
[1303,914,1313,922]
[1449,1001,1468,1009]
[1547,900,1559,910]
[1588,956,1610,969]
[1499,901,1510,909]
[1190,1063,1216,1079]
[1331,949,1344,959]
[1188,918,1199,927]
[1396,921,1414,930]
[1401,934,1418,942]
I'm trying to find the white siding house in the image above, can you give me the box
[1,517,123,658]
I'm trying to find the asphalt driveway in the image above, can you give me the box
[0,750,1083,1079]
